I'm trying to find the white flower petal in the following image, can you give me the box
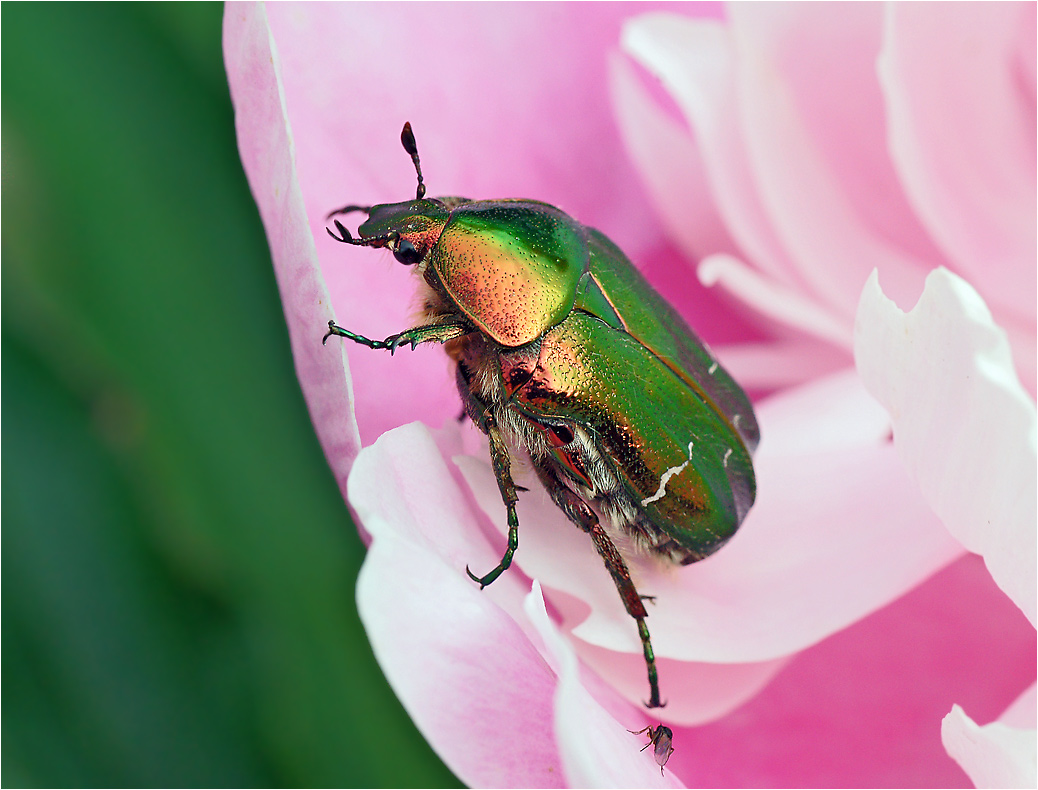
[855,268,1037,626]
[942,702,1037,789]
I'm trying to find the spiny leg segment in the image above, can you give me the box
[534,463,664,709]
[463,407,520,589]
[323,320,466,354]
[326,323,521,587]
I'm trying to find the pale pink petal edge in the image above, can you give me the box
[608,48,739,267]
[727,3,931,318]
[223,3,361,486]
[699,254,852,349]
[351,423,566,787]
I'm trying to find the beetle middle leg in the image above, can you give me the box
[534,463,665,709]
[464,410,521,589]
[323,320,466,353]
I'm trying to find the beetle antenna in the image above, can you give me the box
[400,122,426,200]
[326,220,356,243]
[326,219,396,251]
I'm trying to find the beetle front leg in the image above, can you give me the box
[323,320,466,353]
[534,463,665,709]
[465,414,520,590]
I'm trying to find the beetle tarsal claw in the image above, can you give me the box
[385,333,410,355]
[322,320,338,345]
[464,565,488,590]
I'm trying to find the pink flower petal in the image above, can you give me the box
[224,3,362,485]
[350,422,1032,786]
[751,368,891,453]
[727,2,935,317]
[523,583,682,788]
[629,434,961,663]
[710,340,850,392]
[686,554,1036,787]
[609,47,739,266]
[351,422,566,787]
[698,253,853,349]
[855,268,1037,627]
[229,5,1038,785]
[575,642,789,727]
[620,15,802,292]
[1001,683,1038,730]
[457,445,797,725]
[942,702,1037,789]
[879,3,1037,325]
[457,371,963,669]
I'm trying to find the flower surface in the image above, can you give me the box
[226,2,1036,786]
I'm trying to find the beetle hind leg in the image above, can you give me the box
[534,463,665,709]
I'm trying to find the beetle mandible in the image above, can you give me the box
[324,122,759,711]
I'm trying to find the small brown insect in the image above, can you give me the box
[630,723,675,774]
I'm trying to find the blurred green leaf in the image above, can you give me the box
[2,4,459,786]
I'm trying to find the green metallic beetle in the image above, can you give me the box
[325,123,758,710]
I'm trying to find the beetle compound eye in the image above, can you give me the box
[547,424,574,447]
[393,238,423,265]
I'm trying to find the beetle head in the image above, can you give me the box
[324,123,589,349]
[326,198,451,265]
[325,122,454,266]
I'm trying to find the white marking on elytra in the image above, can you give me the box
[732,414,742,429]
[708,361,718,375]
[723,448,732,468]
[641,441,695,507]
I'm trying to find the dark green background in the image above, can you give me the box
[2,4,458,786]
